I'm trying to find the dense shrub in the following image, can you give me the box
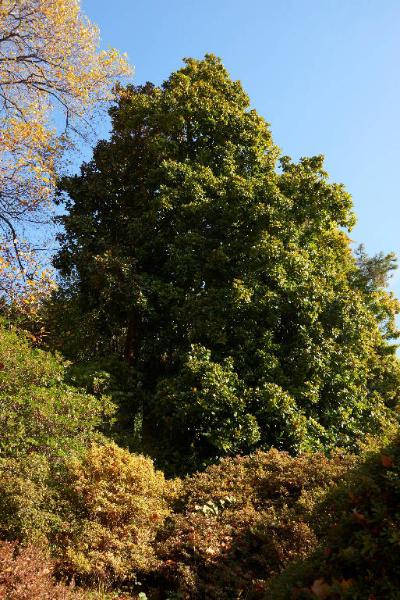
[266,437,400,599]
[0,322,115,547]
[0,322,113,459]
[155,449,357,599]
[0,440,172,591]
[0,541,86,599]
[57,443,172,586]
[0,540,138,599]
[0,453,60,544]
[0,316,397,598]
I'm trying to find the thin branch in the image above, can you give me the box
[0,212,26,274]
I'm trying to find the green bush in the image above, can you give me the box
[0,322,114,459]
[0,453,61,544]
[266,436,400,599]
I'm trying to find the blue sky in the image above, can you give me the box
[83,0,400,293]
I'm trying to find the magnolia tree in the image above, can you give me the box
[54,56,400,472]
[0,0,131,307]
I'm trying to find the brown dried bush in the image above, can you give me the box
[0,540,86,599]
[156,449,356,599]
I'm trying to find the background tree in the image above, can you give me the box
[0,0,131,306]
[353,243,397,290]
[53,55,400,472]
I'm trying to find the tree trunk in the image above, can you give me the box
[124,313,140,366]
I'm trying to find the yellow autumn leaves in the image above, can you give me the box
[0,0,132,308]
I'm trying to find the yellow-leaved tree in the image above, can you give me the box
[0,0,131,307]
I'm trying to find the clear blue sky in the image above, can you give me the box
[83,0,400,294]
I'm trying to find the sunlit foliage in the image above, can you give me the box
[54,55,400,471]
[0,0,131,304]
[0,320,111,459]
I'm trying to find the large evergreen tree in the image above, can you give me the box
[53,55,400,471]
